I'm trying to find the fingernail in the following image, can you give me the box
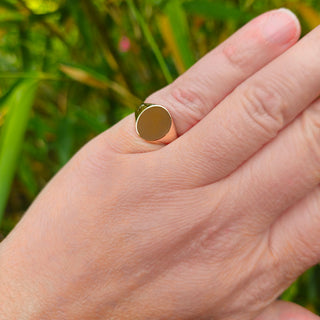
[262,8,300,44]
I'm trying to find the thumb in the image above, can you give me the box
[255,300,319,320]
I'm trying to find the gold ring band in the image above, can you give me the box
[135,103,177,144]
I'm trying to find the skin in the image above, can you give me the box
[1,8,320,320]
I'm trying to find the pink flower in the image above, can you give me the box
[119,36,131,53]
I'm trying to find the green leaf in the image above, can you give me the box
[281,278,299,301]
[126,0,174,83]
[0,79,38,224]
[75,108,107,133]
[17,156,38,198]
[66,0,94,51]
[60,64,141,108]
[0,0,18,11]
[183,0,254,22]
[163,0,195,71]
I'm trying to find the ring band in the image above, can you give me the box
[135,103,177,144]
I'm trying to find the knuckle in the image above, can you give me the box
[298,191,320,261]
[168,82,211,125]
[222,43,251,75]
[239,82,286,137]
[267,228,296,283]
[267,192,320,285]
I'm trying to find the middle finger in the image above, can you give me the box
[165,25,320,187]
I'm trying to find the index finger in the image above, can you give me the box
[104,9,300,154]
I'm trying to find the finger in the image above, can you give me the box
[104,9,300,154]
[219,98,320,231]
[255,300,320,320]
[167,24,320,187]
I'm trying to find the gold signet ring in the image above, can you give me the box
[135,103,177,144]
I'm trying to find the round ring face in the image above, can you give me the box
[136,105,172,141]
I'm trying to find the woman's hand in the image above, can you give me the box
[1,8,319,320]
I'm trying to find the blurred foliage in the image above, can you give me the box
[0,0,320,313]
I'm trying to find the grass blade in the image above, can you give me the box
[126,0,173,83]
[60,64,141,108]
[163,0,195,72]
[0,79,38,223]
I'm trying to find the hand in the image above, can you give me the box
[1,8,320,320]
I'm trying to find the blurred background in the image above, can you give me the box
[0,0,320,313]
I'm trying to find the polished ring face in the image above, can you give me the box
[135,103,173,142]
